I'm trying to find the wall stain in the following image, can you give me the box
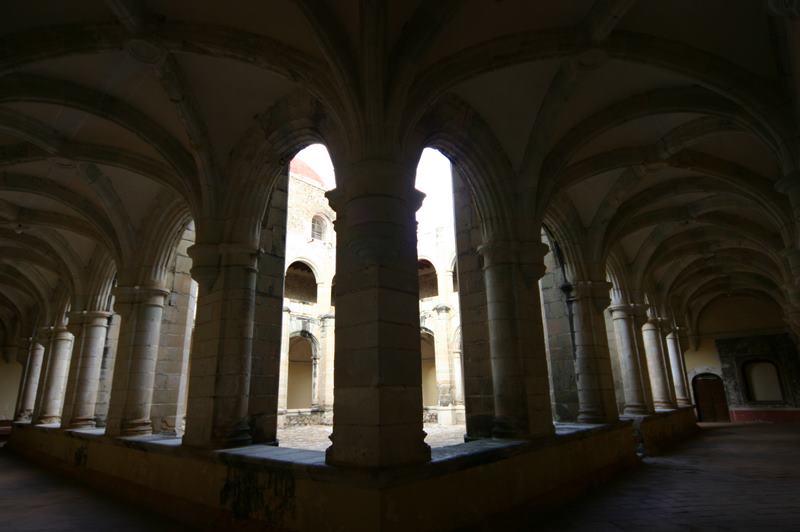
[73,445,88,467]
[219,466,296,524]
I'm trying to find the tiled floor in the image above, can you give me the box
[2,423,798,530]
[538,423,800,531]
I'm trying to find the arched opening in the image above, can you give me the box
[285,261,318,304]
[287,334,315,410]
[744,361,784,402]
[421,331,437,408]
[692,373,730,422]
[418,259,438,299]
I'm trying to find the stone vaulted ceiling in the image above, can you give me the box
[0,0,799,342]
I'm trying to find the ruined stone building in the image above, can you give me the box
[1,1,800,530]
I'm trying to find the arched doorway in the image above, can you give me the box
[285,261,318,304]
[692,373,730,422]
[287,333,315,409]
[420,330,437,407]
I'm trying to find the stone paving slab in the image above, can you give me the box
[537,423,800,531]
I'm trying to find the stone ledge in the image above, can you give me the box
[624,406,698,456]
[7,421,638,531]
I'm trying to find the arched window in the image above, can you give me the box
[311,215,326,241]
[285,261,318,303]
[744,361,784,402]
[418,259,438,299]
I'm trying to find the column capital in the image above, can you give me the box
[113,285,170,307]
[35,325,53,341]
[570,280,612,311]
[477,239,548,282]
[608,302,635,317]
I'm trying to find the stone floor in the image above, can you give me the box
[539,423,800,531]
[1,423,798,530]
[0,446,188,531]
[277,422,467,451]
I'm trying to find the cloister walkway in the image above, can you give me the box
[1,423,798,531]
[540,423,800,531]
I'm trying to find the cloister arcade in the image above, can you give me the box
[2,1,800,530]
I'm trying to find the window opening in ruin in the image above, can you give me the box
[311,215,326,241]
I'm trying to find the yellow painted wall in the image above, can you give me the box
[684,295,785,375]
[0,359,22,420]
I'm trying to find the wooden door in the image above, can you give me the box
[693,374,730,422]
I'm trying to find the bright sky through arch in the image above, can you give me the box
[294,145,454,230]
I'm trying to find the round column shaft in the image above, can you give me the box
[610,305,650,415]
[666,330,691,407]
[641,317,675,409]
[15,339,45,422]
[36,327,74,424]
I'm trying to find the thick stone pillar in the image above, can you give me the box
[666,329,691,407]
[609,304,651,415]
[106,286,169,436]
[569,281,618,423]
[324,160,430,468]
[477,240,554,438]
[35,327,74,424]
[183,243,259,449]
[14,337,45,422]
[641,315,675,410]
[62,312,112,428]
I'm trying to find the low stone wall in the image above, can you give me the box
[730,408,800,423]
[629,407,698,456]
[8,422,638,531]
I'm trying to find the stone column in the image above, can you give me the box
[324,160,430,468]
[106,286,169,436]
[62,311,112,428]
[609,304,651,415]
[641,314,675,410]
[35,327,74,424]
[569,281,619,423]
[477,240,554,438]
[14,337,44,422]
[278,307,291,412]
[666,329,691,407]
[183,243,259,448]
[630,304,655,412]
[657,320,678,405]
[432,304,456,424]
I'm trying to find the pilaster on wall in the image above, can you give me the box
[568,280,618,424]
[105,286,169,437]
[453,171,494,439]
[251,174,288,444]
[477,238,554,438]
[61,311,111,428]
[94,313,120,427]
[183,240,260,449]
[539,246,579,422]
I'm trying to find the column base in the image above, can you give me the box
[120,418,153,437]
[35,415,61,425]
[653,401,677,410]
[492,415,531,439]
[676,399,692,408]
[622,404,651,416]
[67,417,96,429]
